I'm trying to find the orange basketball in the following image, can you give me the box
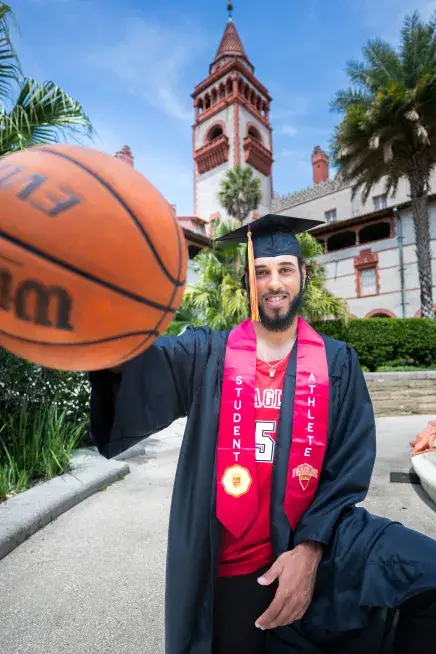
[0,144,187,371]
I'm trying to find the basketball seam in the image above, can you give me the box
[0,231,177,315]
[0,327,159,346]
[38,147,185,287]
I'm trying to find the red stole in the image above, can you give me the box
[216,318,329,538]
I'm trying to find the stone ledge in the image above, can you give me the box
[365,371,436,381]
[411,452,436,506]
[0,448,130,561]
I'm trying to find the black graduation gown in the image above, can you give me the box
[89,326,436,654]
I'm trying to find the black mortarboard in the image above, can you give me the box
[215,214,324,322]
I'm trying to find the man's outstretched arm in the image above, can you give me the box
[89,325,213,459]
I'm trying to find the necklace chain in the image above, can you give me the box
[258,338,296,377]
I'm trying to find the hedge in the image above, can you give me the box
[314,318,436,372]
[1,318,435,415]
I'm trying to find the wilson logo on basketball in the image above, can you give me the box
[0,269,73,331]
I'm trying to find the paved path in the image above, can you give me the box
[1,415,436,654]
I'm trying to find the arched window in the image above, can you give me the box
[207,124,224,142]
[247,125,262,142]
[327,230,357,253]
[226,78,233,95]
[219,84,225,99]
[359,222,391,245]
[211,88,218,105]
[205,94,211,110]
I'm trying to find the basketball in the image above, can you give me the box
[0,144,187,371]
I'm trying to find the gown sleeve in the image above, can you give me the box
[88,325,212,459]
[292,345,376,548]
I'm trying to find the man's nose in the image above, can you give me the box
[266,271,283,291]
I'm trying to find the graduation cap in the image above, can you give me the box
[215,213,324,322]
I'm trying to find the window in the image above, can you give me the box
[325,209,337,223]
[373,194,387,210]
[207,125,224,142]
[359,268,377,295]
[247,125,262,142]
[359,221,391,244]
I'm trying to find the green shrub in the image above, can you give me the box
[0,348,91,423]
[315,318,436,371]
[0,348,91,501]
[0,402,85,501]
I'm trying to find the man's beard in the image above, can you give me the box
[258,286,304,332]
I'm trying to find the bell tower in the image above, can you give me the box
[192,3,273,227]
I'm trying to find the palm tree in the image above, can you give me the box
[330,10,436,318]
[166,222,348,335]
[218,165,262,223]
[0,4,93,156]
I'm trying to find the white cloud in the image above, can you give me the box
[359,0,436,39]
[87,17,208,122]
[278,147,310,161]
[281,124,298,136]
[270,92,309,122]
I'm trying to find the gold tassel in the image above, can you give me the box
[247,227,260,322]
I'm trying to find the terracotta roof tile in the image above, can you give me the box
[214,21,247,62]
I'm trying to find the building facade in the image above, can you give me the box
[115,14,436,318]
[191,18,273,229]
[273,150,436,318]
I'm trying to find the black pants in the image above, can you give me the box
[213,566,276,654]
[212,570,436,654]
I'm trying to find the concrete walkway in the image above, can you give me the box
[1,415,436,654]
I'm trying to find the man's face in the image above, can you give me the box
[253,255,306,332]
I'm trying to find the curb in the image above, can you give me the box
[411,451,436,506]
[0,448,130,561]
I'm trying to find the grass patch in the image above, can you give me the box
[0,402,85,502]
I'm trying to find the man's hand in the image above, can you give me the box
[255,541,323,630]
[410,420,436,456]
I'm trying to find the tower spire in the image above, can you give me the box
[227,2,234,22]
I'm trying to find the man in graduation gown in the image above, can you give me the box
[89,214,436,654]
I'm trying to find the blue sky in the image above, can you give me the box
[11,0,436,215]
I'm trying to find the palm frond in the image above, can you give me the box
[217,164,263,223]
[0,78,94,156]
[0,4,21,108]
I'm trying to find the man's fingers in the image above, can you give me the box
[255,591,287,629]
[257,558,284,586]
[259,603,300,630]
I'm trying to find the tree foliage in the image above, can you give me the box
[217,165,263,223]
[331,10,436,317]
[166,222,349,335]
[0,3,93,156]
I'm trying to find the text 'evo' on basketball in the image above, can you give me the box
[0,163,81,216]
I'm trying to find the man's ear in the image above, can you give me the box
[301,262,307,288]
[242,268,249,291]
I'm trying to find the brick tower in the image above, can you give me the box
[192,4,273,227]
